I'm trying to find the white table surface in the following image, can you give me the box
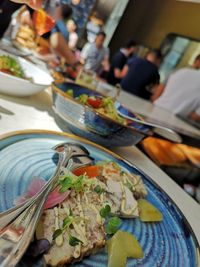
[0,88,200,247]
[117,90,200,136]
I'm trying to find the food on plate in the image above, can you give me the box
[14,24,51,55]
[14,160,162,266]
[66,90,126,125]
[0,55,25,78]
[78,95,126,125]
[15,25,37,50]
[142,137,200,167]
[141,137,187,166]
[138,199,163,222]
[107,230,143,267]
[73,165,101,178]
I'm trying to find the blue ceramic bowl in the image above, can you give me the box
[52,82,152,147]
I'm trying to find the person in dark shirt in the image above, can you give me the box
[0,0,24,38]
[121,49,162,100]
[107,40,138,86]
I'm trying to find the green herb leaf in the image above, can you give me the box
[73,175,84,192]
[59,176,73,193]
[52,229,63,240]
[100,204,111,218]
[94,185,104,195]
[69,235,83,246]
[59,174,86,193]
[77,94,88,104]
[106,217,122,235]
[66,89,73,97]
[63,216,74,228]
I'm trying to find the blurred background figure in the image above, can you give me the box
[107,39,138,85]
[80,31,109,74]
[192,54,200,70]
[0,0,24,39]
[46,1,77,65]
[66,19,78,50]
[152,54,200,102]
[10,0,42,9]
[120,49,162,100]
[86,11,104,43]
[51,1,73,41]
[153,55,200,123]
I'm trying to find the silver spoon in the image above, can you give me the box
[0,142,93,267]
[117,110,182,143]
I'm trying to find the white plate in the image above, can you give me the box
[0,49,53,97]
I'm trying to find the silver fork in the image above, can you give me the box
[0,142,93,267]
[0,142,90,229]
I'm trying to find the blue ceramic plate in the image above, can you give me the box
[0,130,199,267]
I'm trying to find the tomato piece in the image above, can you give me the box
[73,165,101,178]
[87,97,102,108]
[0,69,14,76]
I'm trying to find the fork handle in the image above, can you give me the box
[0,201,39,267]
[0,149,66,229]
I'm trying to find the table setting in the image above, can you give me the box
[0,42,200,267]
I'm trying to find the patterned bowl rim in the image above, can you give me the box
[0,129,200,259]
[52,82,153,137]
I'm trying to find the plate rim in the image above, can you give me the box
[0,129,200,261]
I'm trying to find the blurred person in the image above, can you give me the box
[153,60,200,123]
[9,0,76,65]
[67,19,78,50]
[152,54,200,102]
[80,31,109,74]
[107,40,138,85]
[0,0,25,38]
[10,0,42,9]
[51,2,72,41]
[121,49,162,100]
[192,54,200,69]
[47,2,77,65]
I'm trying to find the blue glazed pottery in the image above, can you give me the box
[52,82,152,147]
[0,130,199,267]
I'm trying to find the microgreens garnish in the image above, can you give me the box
[105,217,122,235]
[52,215,84,246]
[100,204,111,218]
[62,216,74,228]
[69,235,83,246]
[52,229,63,240]
[94,185,104,195]
[59,173,88,193]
